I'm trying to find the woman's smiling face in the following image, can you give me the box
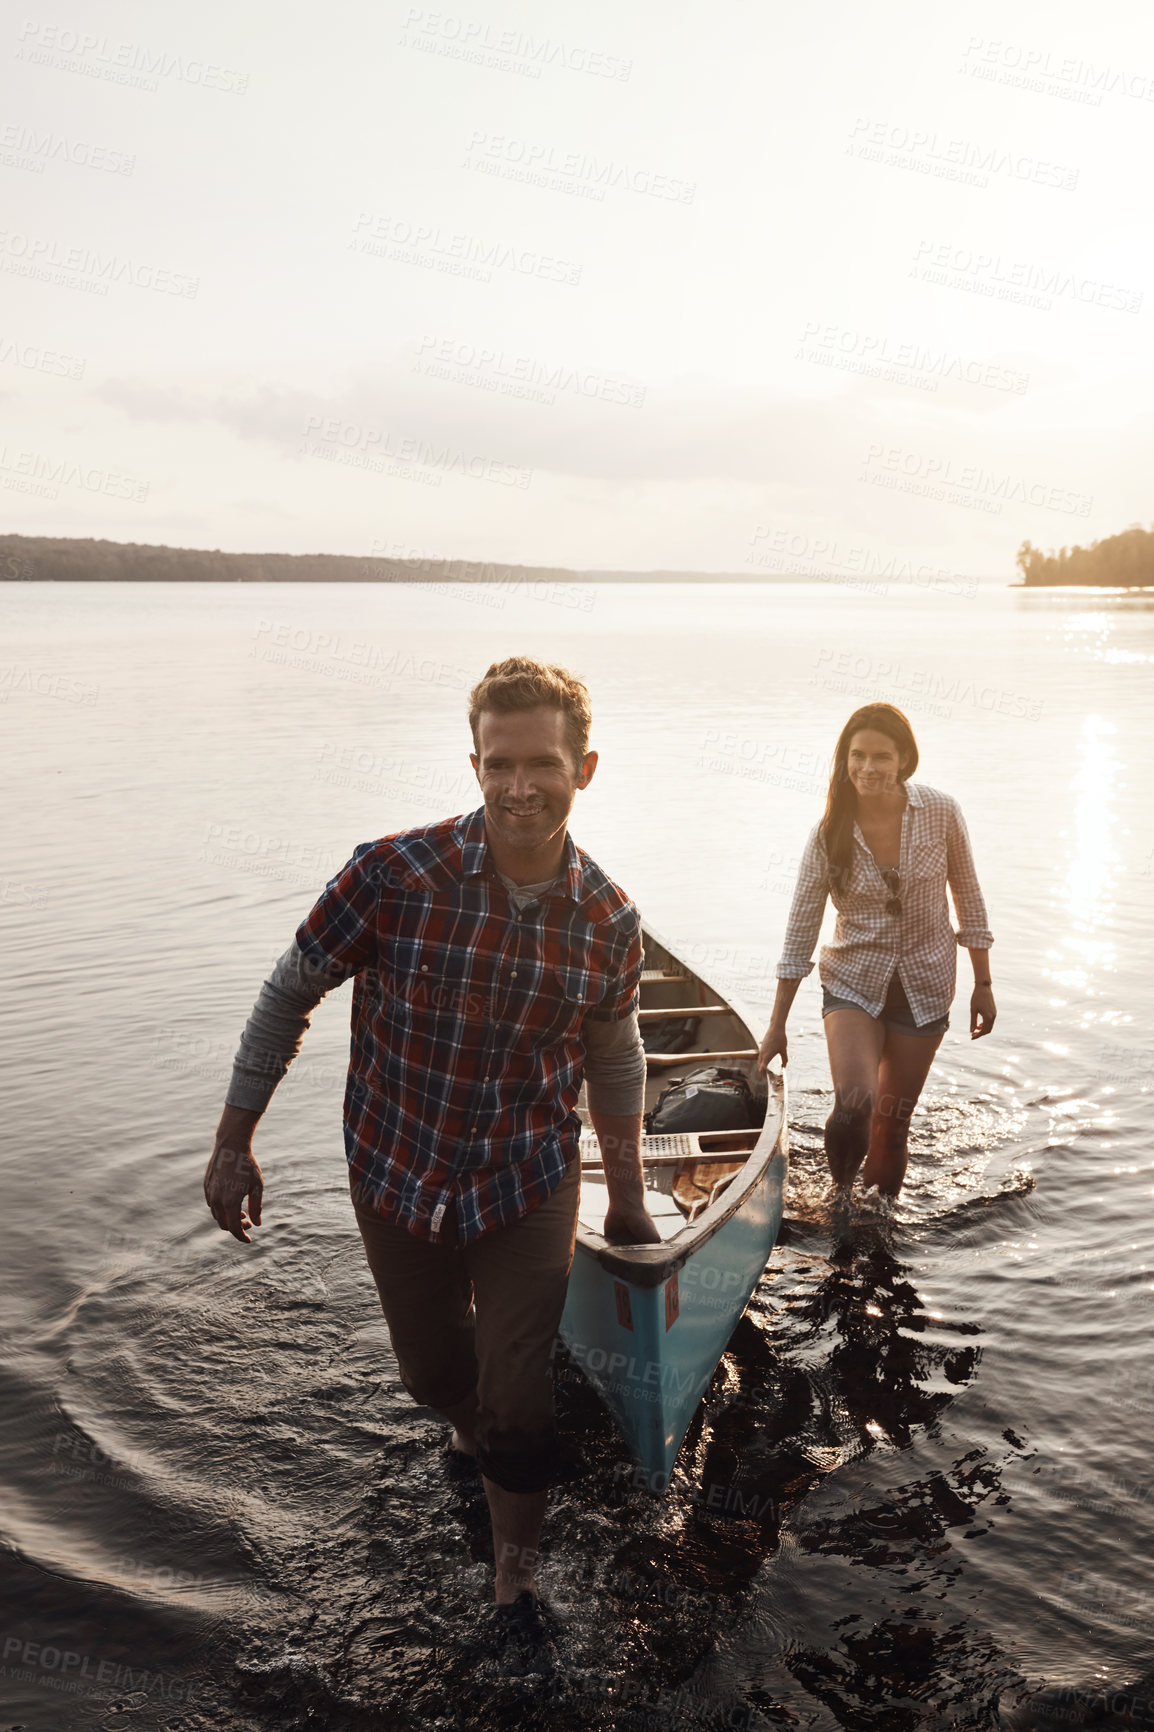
[846,728,908,797]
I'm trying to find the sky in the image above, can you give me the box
[2,0,1152,576]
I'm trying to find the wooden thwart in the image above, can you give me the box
[636,1004,731,1022]
[580,1150,755,1171]
[645,1048,758,1067]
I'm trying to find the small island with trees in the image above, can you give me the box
[1017,525,1154,587]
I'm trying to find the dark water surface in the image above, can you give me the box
[2,581,1153,1731]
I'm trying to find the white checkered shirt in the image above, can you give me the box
[776,781,993,1026]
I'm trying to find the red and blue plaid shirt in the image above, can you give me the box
[294,807,642,1244]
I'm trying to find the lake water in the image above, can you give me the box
[2,579,1153,1732]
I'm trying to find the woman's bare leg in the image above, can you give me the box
[822,1008,886,1189]
[861,1028,944,1196]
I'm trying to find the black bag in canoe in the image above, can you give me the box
[645,1065,755,1134]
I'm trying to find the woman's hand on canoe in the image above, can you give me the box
[757,1022,788,1074]
[757,984,797,1073]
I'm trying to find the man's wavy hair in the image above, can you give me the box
[468,657,593,769]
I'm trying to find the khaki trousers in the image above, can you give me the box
[349,1157,580,1493]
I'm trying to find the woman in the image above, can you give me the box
[757,704,995,1199]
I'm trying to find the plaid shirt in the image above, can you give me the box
[293,807,642,1243]
[776,782,993,1025]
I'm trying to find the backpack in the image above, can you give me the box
[645,1065,755,1134]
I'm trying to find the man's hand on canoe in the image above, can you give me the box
[205,1104,264,1243]
[603,1203,662,1245]
[587,1110,660,1245]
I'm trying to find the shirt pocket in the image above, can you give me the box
[530,963,607,1048]
[906,837,948,886]
[387,938,486,1027]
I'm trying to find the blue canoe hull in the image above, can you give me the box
[560,1137,786,1487]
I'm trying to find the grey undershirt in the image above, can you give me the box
[226,878,647,1120]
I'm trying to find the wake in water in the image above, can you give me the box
[782,1081,1035,1240]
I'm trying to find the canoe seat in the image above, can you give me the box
[640,967,689,983]
[579,1129,693,1166]
[636,1004,732,1022]
[578,1130,760,1169]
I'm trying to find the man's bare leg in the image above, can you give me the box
[484,1477,548,1604]
[440,1393,479,1455]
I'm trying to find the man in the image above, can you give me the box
[204,656,659,1622]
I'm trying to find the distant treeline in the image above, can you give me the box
[0,534,578,585]
[0,534,748,585]
[1016,525,1154,587]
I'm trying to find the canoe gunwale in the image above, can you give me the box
[576,1090,784,1287]
[576,916,786,1289]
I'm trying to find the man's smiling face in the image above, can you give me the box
[471,705,596,872]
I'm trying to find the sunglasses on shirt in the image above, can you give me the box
[881,867,901,916]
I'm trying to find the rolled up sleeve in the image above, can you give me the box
[226,844,380,1114]
[583,1008,646,1118]
[946,800,994,950]
[776,827,830,979]
[226,940,352,1113]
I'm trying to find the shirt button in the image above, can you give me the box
[420,964,429,972]
[510,969,518,979]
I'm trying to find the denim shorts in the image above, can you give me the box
[821,973,948,1039]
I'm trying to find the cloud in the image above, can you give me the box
[92,366,880,488]
[90,361,1143,560]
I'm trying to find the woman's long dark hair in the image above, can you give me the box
[819,704,919,884]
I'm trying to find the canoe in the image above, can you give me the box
[559,923,787,1490]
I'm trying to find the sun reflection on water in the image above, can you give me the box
[1046,715,1119,996]
[1064,612,1113,646]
